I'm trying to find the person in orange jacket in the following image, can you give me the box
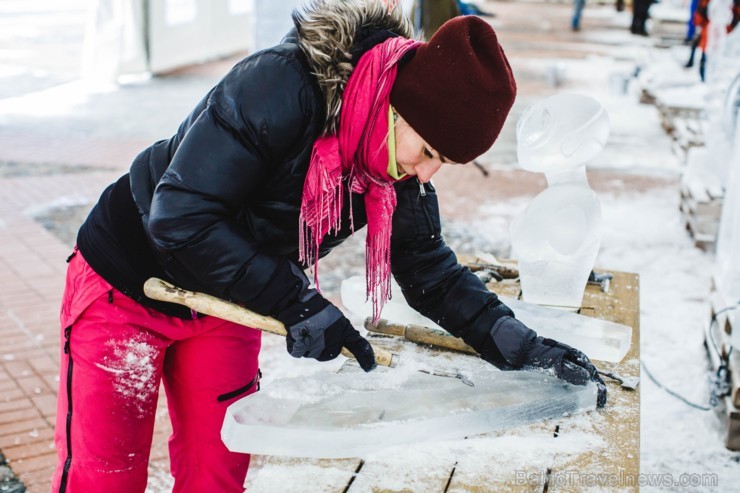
[690,0,740,80]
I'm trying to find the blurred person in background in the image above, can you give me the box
[411,0,461,37]
[572,0,586,31]
[687,0,740,81]
[410,0,494,38]
[631,0,653,35]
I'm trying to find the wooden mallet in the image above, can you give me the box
[143,278,399,368]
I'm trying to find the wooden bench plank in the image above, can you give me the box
[547,271,640,492]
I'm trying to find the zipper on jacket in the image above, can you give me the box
[65,250,77,263]
[418,180,435,239]
[59,325,74,492]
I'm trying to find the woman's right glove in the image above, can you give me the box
[272,289,377,372]
[479,316,607,407]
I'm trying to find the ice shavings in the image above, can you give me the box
[366,426,604,476]
[96,337,159,417]
[246,462,357,492]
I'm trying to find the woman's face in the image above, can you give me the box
[394,112,455,183]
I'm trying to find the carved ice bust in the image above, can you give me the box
[510,93,610,308]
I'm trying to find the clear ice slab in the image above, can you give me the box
[222,366,596,459]
[340,276,631,363]
[502,297,631,363]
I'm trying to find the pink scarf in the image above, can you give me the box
[299,36,421,322]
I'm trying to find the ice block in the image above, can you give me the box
[340,276,631,363]
[503,297,631,363]
[222,367,596,458]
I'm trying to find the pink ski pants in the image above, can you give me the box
[52,250,262,492]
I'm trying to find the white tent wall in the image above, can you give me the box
[148,0,252,74]
[81,1,420,82]
[82,0,253,81]
[82,0,149,83]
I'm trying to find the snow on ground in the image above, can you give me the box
[598,189,740,489]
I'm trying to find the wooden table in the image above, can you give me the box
[245,267,641,492]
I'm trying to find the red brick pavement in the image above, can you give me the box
[0,131,150,170]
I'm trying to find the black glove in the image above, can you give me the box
[273,289,377,372]
[481,316,607,408]
[524,337,607,408]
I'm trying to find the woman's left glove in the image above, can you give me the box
[273,290,377,372]
[480,316,607,407]
[524,336,608,408]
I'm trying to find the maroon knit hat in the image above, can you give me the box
[390,16,517,164]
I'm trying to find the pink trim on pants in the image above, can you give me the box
[52,250,261,493]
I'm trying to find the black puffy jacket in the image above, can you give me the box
[77,1,517,367]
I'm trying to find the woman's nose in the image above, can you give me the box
[415,160,444,183]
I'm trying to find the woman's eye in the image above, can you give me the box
[423,147,433,159]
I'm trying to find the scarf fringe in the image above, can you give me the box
[299,136,344,290]
[366,224,392,323]
[363,181,397,321]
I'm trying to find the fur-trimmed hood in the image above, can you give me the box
[292,0,413,135]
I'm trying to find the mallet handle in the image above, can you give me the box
[366,318,478,355]
[144,278,397,368]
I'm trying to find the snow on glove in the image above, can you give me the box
[482,316,607,408]
[273,290,377,372]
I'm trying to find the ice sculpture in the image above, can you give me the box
[222,366,596,458]
[341,276,631,362]
[715,73,740,347]
[510,93,610,308]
